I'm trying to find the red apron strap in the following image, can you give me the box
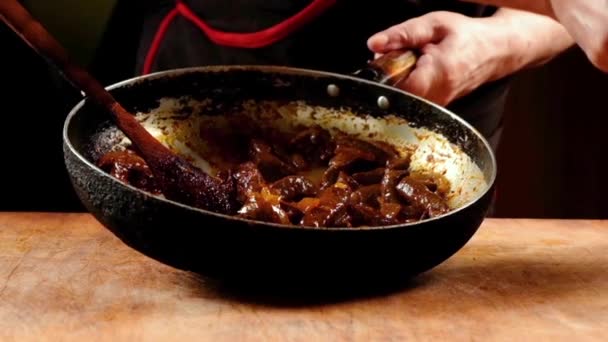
[142,0,337,75]
[142,7,180,75]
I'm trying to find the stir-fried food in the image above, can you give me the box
[97,123,451,227]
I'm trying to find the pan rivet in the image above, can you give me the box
[327,84,340,97]
[377,96,390,109]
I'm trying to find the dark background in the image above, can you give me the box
[2,1,607,218]
[495,49,608,218]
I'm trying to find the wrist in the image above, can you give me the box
[478,14,532,81]
[482,7,572,74]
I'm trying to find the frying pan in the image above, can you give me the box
[63,66,496,286]
[3,3,496,288]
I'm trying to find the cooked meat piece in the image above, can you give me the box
[302,203,351,227]
[98,150,161,194]
[396,176,450,217]
[317,185,352,210]
[321,145,378,188]
[335,171,359,190]
[249,139,296,181]
[326,203,353,227]
[348,204,381,226]
[349,184,382,209]
[381,169,409,203]
[237,190,290,225]
[352,168,385,185]
[301,186,351,227]
[396,205,426,223]
[290,153,309,170]
[386,156,411,170]
[294,197,322,213]
[289,126,335,164]
[279,200,305,225]
[379,202,403,223]
[233,162,267,203]
[270,176,317,201]
[334,135,398,164]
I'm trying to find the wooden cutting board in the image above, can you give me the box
[0,213,607,341]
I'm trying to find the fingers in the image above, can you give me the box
[392,45,446,106]
[398,54,435,99]
[367,11,486,106]
[367,16,445,54]
[399,55,445,105]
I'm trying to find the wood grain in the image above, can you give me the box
[0,213,607,341]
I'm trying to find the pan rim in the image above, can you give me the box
[63,65,497,231]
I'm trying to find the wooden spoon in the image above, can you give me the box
[0,1,238,214]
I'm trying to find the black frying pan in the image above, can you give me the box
[63,66,496,286]
[3,1,496,288]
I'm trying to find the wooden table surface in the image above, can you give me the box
[1,213,607,341]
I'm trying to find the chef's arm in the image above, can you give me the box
[367,7,574,105]
[463,0,553,15]
[461,0,608,71]
[489,7,574,68]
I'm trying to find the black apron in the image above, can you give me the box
[134,0,509,151]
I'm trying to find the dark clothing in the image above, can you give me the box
[136,0,491,74]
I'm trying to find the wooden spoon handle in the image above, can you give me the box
[0,1,167,158]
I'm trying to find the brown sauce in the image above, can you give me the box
[97,123,451,227]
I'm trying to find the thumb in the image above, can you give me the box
[367,17,442,54]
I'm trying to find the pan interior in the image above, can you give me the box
[92,96,488,210]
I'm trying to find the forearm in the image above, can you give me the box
[462,0,554,16]
[484,7,574,78]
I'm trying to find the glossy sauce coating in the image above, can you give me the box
[97,125,450,227]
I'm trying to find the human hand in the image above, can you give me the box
[367,11,520,106]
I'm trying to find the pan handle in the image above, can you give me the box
[352,49,419,87]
